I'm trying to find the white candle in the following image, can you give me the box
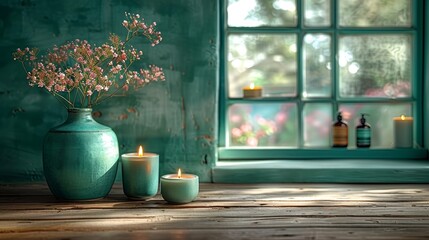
[393,115,413,148]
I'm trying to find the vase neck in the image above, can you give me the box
[66,108,94,123]
[49,108,111,132]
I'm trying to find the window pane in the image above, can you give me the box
[303,103,332,147]
[339,0,411,27]
[303,34,331,98]
[304,0,330,27]
[228,34,297,97]
[339,35,412,98]
[339,103,412,148]
[228,103,298,147]
[227,0,297,27]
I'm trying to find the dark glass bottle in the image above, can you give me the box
[332,112,348,147]
[356,114,371,148]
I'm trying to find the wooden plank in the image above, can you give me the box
[1,206,429,220]
[0,200,428,211]
[3,183,429,194]
[0,194,428,210]
[1,228,429,240]
[2,192,429,204]
[2,217,429,234]
[1,184,429,240]
[1,184,429,210]
[3,183,429,198]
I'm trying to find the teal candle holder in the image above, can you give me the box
[160,171,199,204]
[121,151,159,200]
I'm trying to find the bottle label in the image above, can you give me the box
[357,129,371,145]
[333,127,348,146]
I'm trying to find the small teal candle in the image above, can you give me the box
[121,146,159,200]
[161,169,199,204]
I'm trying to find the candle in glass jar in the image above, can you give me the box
[393,115,413,148]
[121,146,159,200]
[243,83,262,98]
[160,169,199,204]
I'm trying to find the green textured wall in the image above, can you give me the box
[425,0,429,149]
[0,0,218,182]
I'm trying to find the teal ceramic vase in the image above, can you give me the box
[43,108,119,200]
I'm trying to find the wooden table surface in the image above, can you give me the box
[1,183,429,239]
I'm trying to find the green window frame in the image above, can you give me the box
[218,0,427,160]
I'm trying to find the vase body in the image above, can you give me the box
[43,108,119,200]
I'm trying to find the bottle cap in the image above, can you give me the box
[359,113,370,125]
[360,114,366,124]
[337,112,342,121]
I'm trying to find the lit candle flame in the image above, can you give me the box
[138,146,144,157]
[249,83,255,90]
[178,168,182,178]
[401,114,406,120]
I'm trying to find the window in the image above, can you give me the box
[219,0,425,159]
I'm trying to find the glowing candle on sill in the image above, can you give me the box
[393,115,413,148]
[243,83,262,98]
[121,146,159,200]
[160,168,199,204]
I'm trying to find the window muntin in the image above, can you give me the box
[221,0,420,150]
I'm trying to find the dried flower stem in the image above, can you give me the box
[13,12,165,109]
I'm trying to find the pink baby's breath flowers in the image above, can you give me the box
[13,12,165,109]
[95,84,103,92]
[123,12,162,47]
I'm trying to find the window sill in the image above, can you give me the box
[218,147,428,160]
[212,159,429,183]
